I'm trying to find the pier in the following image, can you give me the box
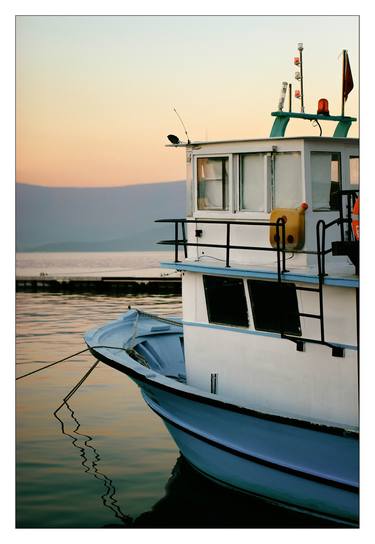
[16,269,182,294]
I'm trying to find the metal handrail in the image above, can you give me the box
[157,191,358,280]
[156,217,288,281]
[314,190,359,347]
[156,193,358,354]
[316,189,359,277]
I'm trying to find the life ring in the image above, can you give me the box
[352,197,359,241]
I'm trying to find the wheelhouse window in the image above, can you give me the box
[349,156,359,186]
[311,152,342,211]
[240,153,266,211]
[273,152,302,208]
[197,157,229,211]
[203,275,248,327]
[248,280,301,336]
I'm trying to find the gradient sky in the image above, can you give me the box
[16,15,359,187]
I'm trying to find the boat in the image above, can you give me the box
[85,45,359,525]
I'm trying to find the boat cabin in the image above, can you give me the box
[159,113,359,429]
[181,134,359,268]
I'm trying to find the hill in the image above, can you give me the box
[16,181,186,252]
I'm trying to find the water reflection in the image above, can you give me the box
[54,399,343,529]
[53,401,132,526]
[132,456,344,529]
[18,289,345,528]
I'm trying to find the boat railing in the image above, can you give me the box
[156,190,358,279]
[156,217,289,282]
[156,190,358,356]
[316,189,359,277]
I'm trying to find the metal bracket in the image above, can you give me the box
[332,346,344,358]
[296,341,305,352]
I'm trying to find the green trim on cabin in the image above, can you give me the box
[270,111,356,138]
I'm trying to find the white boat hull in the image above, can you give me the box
[85,310,358,525]
[140,384,358,524]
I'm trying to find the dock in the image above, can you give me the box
[16,268,182,294]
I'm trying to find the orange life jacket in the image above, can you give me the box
[352,197,359,241]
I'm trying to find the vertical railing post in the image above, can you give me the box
[174,221,180,263]
[321,222,327,277]
[338,192,345,242]
[316,219,327,277]
[276,219,281,282]
[316,219,326,343]
[281,218,288,273]
[347,193,356,242]
[181,221,188,258]
[226,222,231,268]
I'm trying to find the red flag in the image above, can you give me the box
[343,51,354,102]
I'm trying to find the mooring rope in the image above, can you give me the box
[16,347,92,380]
[53,359,100,415]
[132,307,183,328]
[124,307,182,351]
[16,345,124,380]
[17,308,182,381]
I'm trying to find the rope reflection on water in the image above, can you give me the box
[53,401,132,526]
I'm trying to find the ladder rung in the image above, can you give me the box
[295,286,320,292]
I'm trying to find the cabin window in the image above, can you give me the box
[197,157,229,211]
[239,153,266,211]
[273,152,302,208]
[349,156,359,186]
[311,152,341,210]
[203,275,249,327]
[247,280,301,336]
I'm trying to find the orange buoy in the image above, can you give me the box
[352,197,359,241]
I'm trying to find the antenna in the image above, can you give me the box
[173,108,191,144]
[297,43,304,112]
[278,82,288,111]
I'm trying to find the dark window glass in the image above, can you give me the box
[248,280,301,336]
[203,275,248,327]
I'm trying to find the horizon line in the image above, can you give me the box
[16,179,185,189]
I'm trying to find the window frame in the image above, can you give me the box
[194,154,232,213]
[203,275,249,328]
[247,279,302,336]
[238,152,269,213]
[272,151,303,210]
[310,151,342,212]
[349,155,359,187]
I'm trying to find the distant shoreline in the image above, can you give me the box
[16,248,174,254]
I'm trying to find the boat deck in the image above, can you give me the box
[161,258,359,288]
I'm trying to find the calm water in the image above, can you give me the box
[16,252,340,528]
[16,250,176,277]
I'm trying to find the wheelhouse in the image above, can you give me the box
[181,135,359,267]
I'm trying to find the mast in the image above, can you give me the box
[298,43,304,113]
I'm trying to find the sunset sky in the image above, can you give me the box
[16,15,359,188]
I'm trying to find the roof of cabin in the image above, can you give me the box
[166,136,358,148]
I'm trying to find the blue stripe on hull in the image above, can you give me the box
[138,383,358,524]
[164,422,358,524]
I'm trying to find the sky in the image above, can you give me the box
[16,15,359,188]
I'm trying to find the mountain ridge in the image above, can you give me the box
[16,181,186,252]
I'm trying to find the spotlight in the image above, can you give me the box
[167,134,180,145]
